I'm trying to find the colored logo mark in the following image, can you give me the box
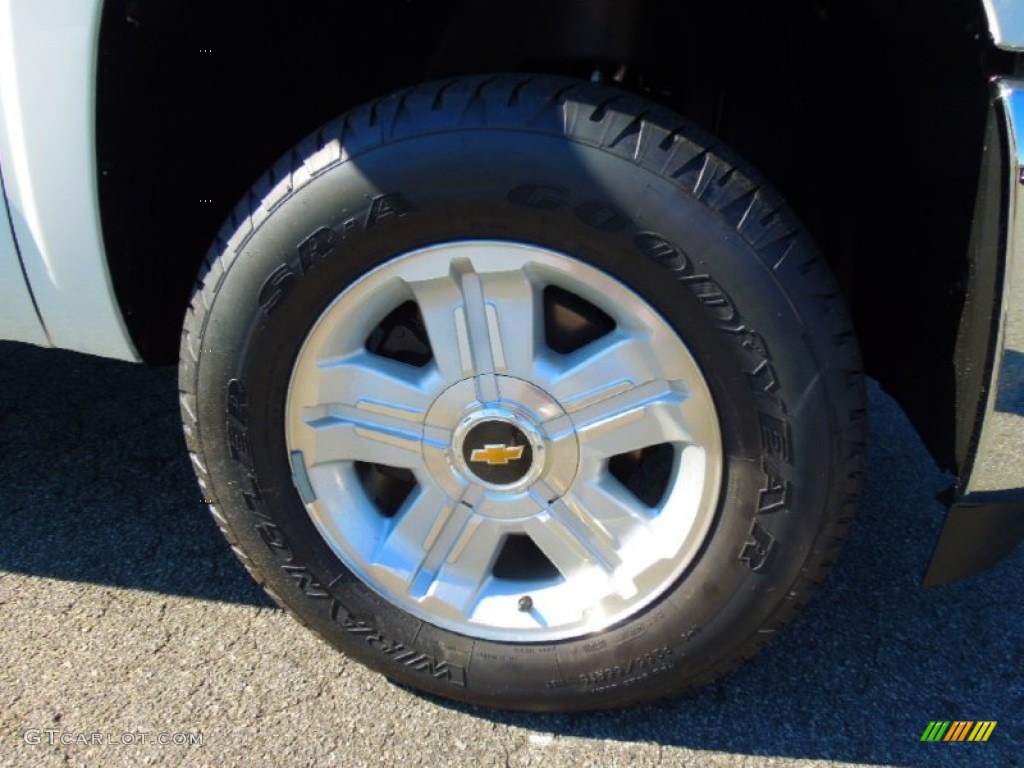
[469,444,525,465]
[920,721,997,742]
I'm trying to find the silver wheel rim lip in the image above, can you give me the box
[285,240,723,642]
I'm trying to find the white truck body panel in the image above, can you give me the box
[0,163,48,347]
[0,0,137,360]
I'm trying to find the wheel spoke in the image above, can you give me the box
[303,402,427,469]
[565,478,680,573]
[428,517,507,618]
[314,351,435,418]
[370,485,460,589]
[476,268,541,381]
[372,490,506,617]
[563,477,654,548]
[404,272,473,384]
[405,262,541,400]
[523,502,638,601]
[674,391,720,453]
[539,329,667,406]
[559,380,707,461]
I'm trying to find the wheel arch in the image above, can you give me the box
[97,0,997,475]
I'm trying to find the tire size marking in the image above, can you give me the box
[587,664,674,695]
[476,645,555,662]
[577,646,674,688]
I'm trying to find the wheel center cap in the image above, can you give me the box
[422,376,578,500]
[453,408,545,491]
[462,419,533,485]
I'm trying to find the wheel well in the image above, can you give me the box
[97,0,1001,468]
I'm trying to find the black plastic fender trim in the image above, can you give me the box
[923,491,1024,585]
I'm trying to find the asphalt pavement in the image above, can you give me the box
[0,340,1021,768]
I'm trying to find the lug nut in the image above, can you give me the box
[518,595,533,612]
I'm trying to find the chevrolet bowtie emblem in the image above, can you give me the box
[469,444,525,465]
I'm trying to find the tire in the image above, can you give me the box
[179,74,866,711]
